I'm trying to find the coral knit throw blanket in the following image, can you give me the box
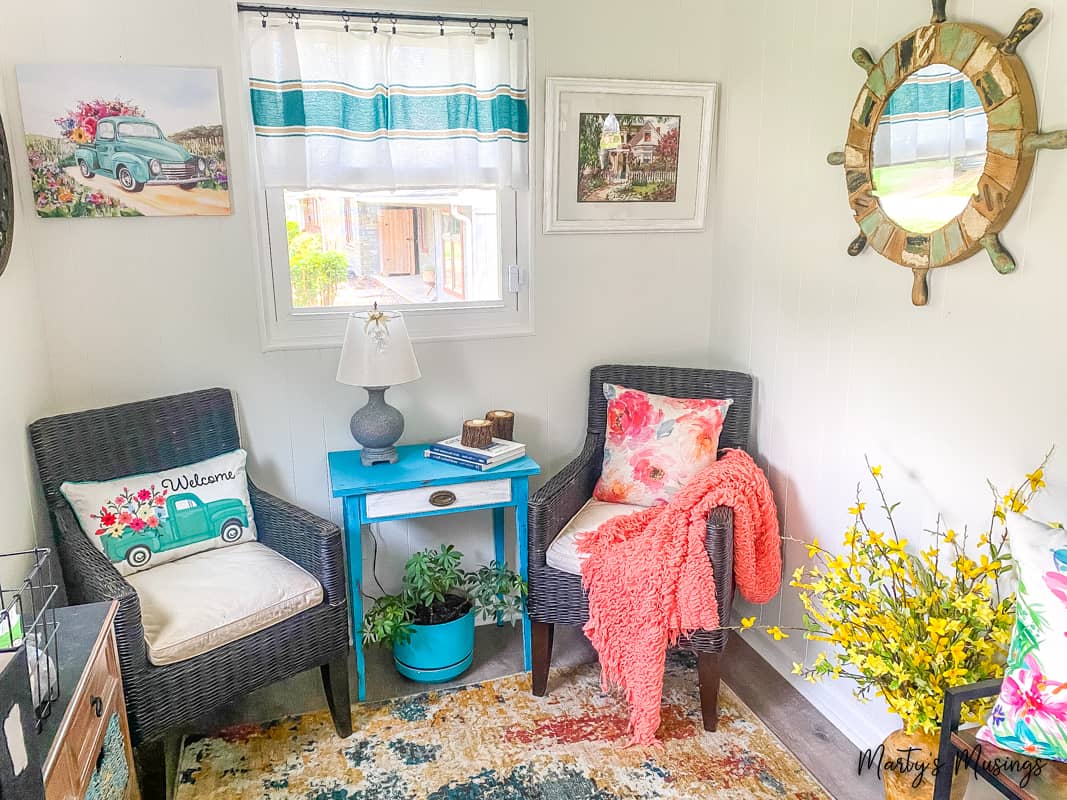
[578,448,781,745]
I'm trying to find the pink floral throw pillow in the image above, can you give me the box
[592,383,732,507]
[977,513,1067,762]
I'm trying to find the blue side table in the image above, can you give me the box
[328,444,541,701]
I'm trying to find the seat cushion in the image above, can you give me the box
[126,542,323,666]
[546,498,645,575]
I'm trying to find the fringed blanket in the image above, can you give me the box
[578,449,782,745]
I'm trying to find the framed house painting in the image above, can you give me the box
[544,77,718,233]
[15,64,230,218]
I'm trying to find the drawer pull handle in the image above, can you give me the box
[90,696,104,717]
[429,490,457,507]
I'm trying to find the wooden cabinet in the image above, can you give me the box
[43,602,139,800]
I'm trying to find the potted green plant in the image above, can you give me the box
[362,544,526,682]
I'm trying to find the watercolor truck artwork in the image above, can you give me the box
[74,116,214,192]
[100,493,248,568]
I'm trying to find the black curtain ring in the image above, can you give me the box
[342,13,350,32]
[371,14,380,33]
[259,9,268,28]
[469,20,479,35]
[437,17,445,36]
[506,22,514,40]
[284,10,294,25]
[293,11,300,29]
[391,16,398,34]
[489,21,497,39]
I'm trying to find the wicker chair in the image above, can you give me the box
[527,365,754,731]
[29,388,352,797]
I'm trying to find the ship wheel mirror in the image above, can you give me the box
[826,1,1066,306]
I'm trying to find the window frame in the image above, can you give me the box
[238,12,536,352]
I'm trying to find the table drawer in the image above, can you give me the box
[70,637,120,791]
[365,479,511,519]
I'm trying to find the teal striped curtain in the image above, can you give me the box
[244,19,529,189]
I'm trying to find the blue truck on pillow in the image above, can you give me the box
[101,493,248,569]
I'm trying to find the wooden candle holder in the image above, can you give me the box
[461,418,494,449]
[485,410,515,440]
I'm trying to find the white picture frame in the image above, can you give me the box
[543,77,718,234]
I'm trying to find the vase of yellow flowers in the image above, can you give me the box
[791,456,1050,800]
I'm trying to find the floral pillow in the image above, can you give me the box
[978,512,1067,762]
[60,450,257,576]
[592,383,732,507]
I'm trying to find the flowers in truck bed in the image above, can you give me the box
[91,485,167,538]
[54,98,143,144]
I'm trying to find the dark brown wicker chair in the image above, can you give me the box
[29,388,352,798]
[527,365,754,731]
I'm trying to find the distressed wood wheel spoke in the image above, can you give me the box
[980,233,1017,274]
[1000,8,1043,54]
[912,269,930,307]
[1024,130,1067,152]
[852,48,876,74]
[848,233,868,257]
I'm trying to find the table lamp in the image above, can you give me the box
[336,306,421,466]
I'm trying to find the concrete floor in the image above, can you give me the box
[161,625,887,800]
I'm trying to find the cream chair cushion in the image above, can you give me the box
[545,498,645,575]
[126,542,323,666]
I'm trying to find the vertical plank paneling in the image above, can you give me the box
[710,0,1067,749]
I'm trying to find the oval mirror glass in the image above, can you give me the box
[872,64,989,234]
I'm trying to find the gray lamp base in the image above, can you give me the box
[350,386,405,467]
[360,445,398,466]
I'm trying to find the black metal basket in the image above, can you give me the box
[0,548,60,731]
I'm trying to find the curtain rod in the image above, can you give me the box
[237,4,528,28]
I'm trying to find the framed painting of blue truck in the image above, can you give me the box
[15,64,230,217]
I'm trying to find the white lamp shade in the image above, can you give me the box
[336,311,421,387]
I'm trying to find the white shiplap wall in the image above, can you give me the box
[0,75,55,588]
[710,0,1067,750]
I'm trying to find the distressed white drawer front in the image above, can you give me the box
[365,479,511,519]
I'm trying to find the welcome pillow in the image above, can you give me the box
[978,512,1067,761]
[593,383,732,507]
[61,450,257,576]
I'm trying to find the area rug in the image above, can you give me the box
[175,652,830,799]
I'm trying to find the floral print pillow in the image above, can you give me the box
[978,513,1067,762]
[592,383,732,507]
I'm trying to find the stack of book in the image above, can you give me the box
[424,436,526,471]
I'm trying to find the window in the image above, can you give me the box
[277,188,503,309]
[96,121,115,140]
[243,11,532,349]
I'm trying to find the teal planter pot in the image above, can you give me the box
[393,609,475,683]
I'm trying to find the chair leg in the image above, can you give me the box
[697,651,722,732]
[531,621,554,697]
[321,650,353,738]
[135,738,167,800]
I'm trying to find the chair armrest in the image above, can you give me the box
[935,678,1003,797]
[706,506,735,624]
[249,483,347,607]
[528,435,601,567]
[53,506,148,674]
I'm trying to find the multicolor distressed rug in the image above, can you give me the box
[175,653,829,799]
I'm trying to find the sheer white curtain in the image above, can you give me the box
[244,18,529,190]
